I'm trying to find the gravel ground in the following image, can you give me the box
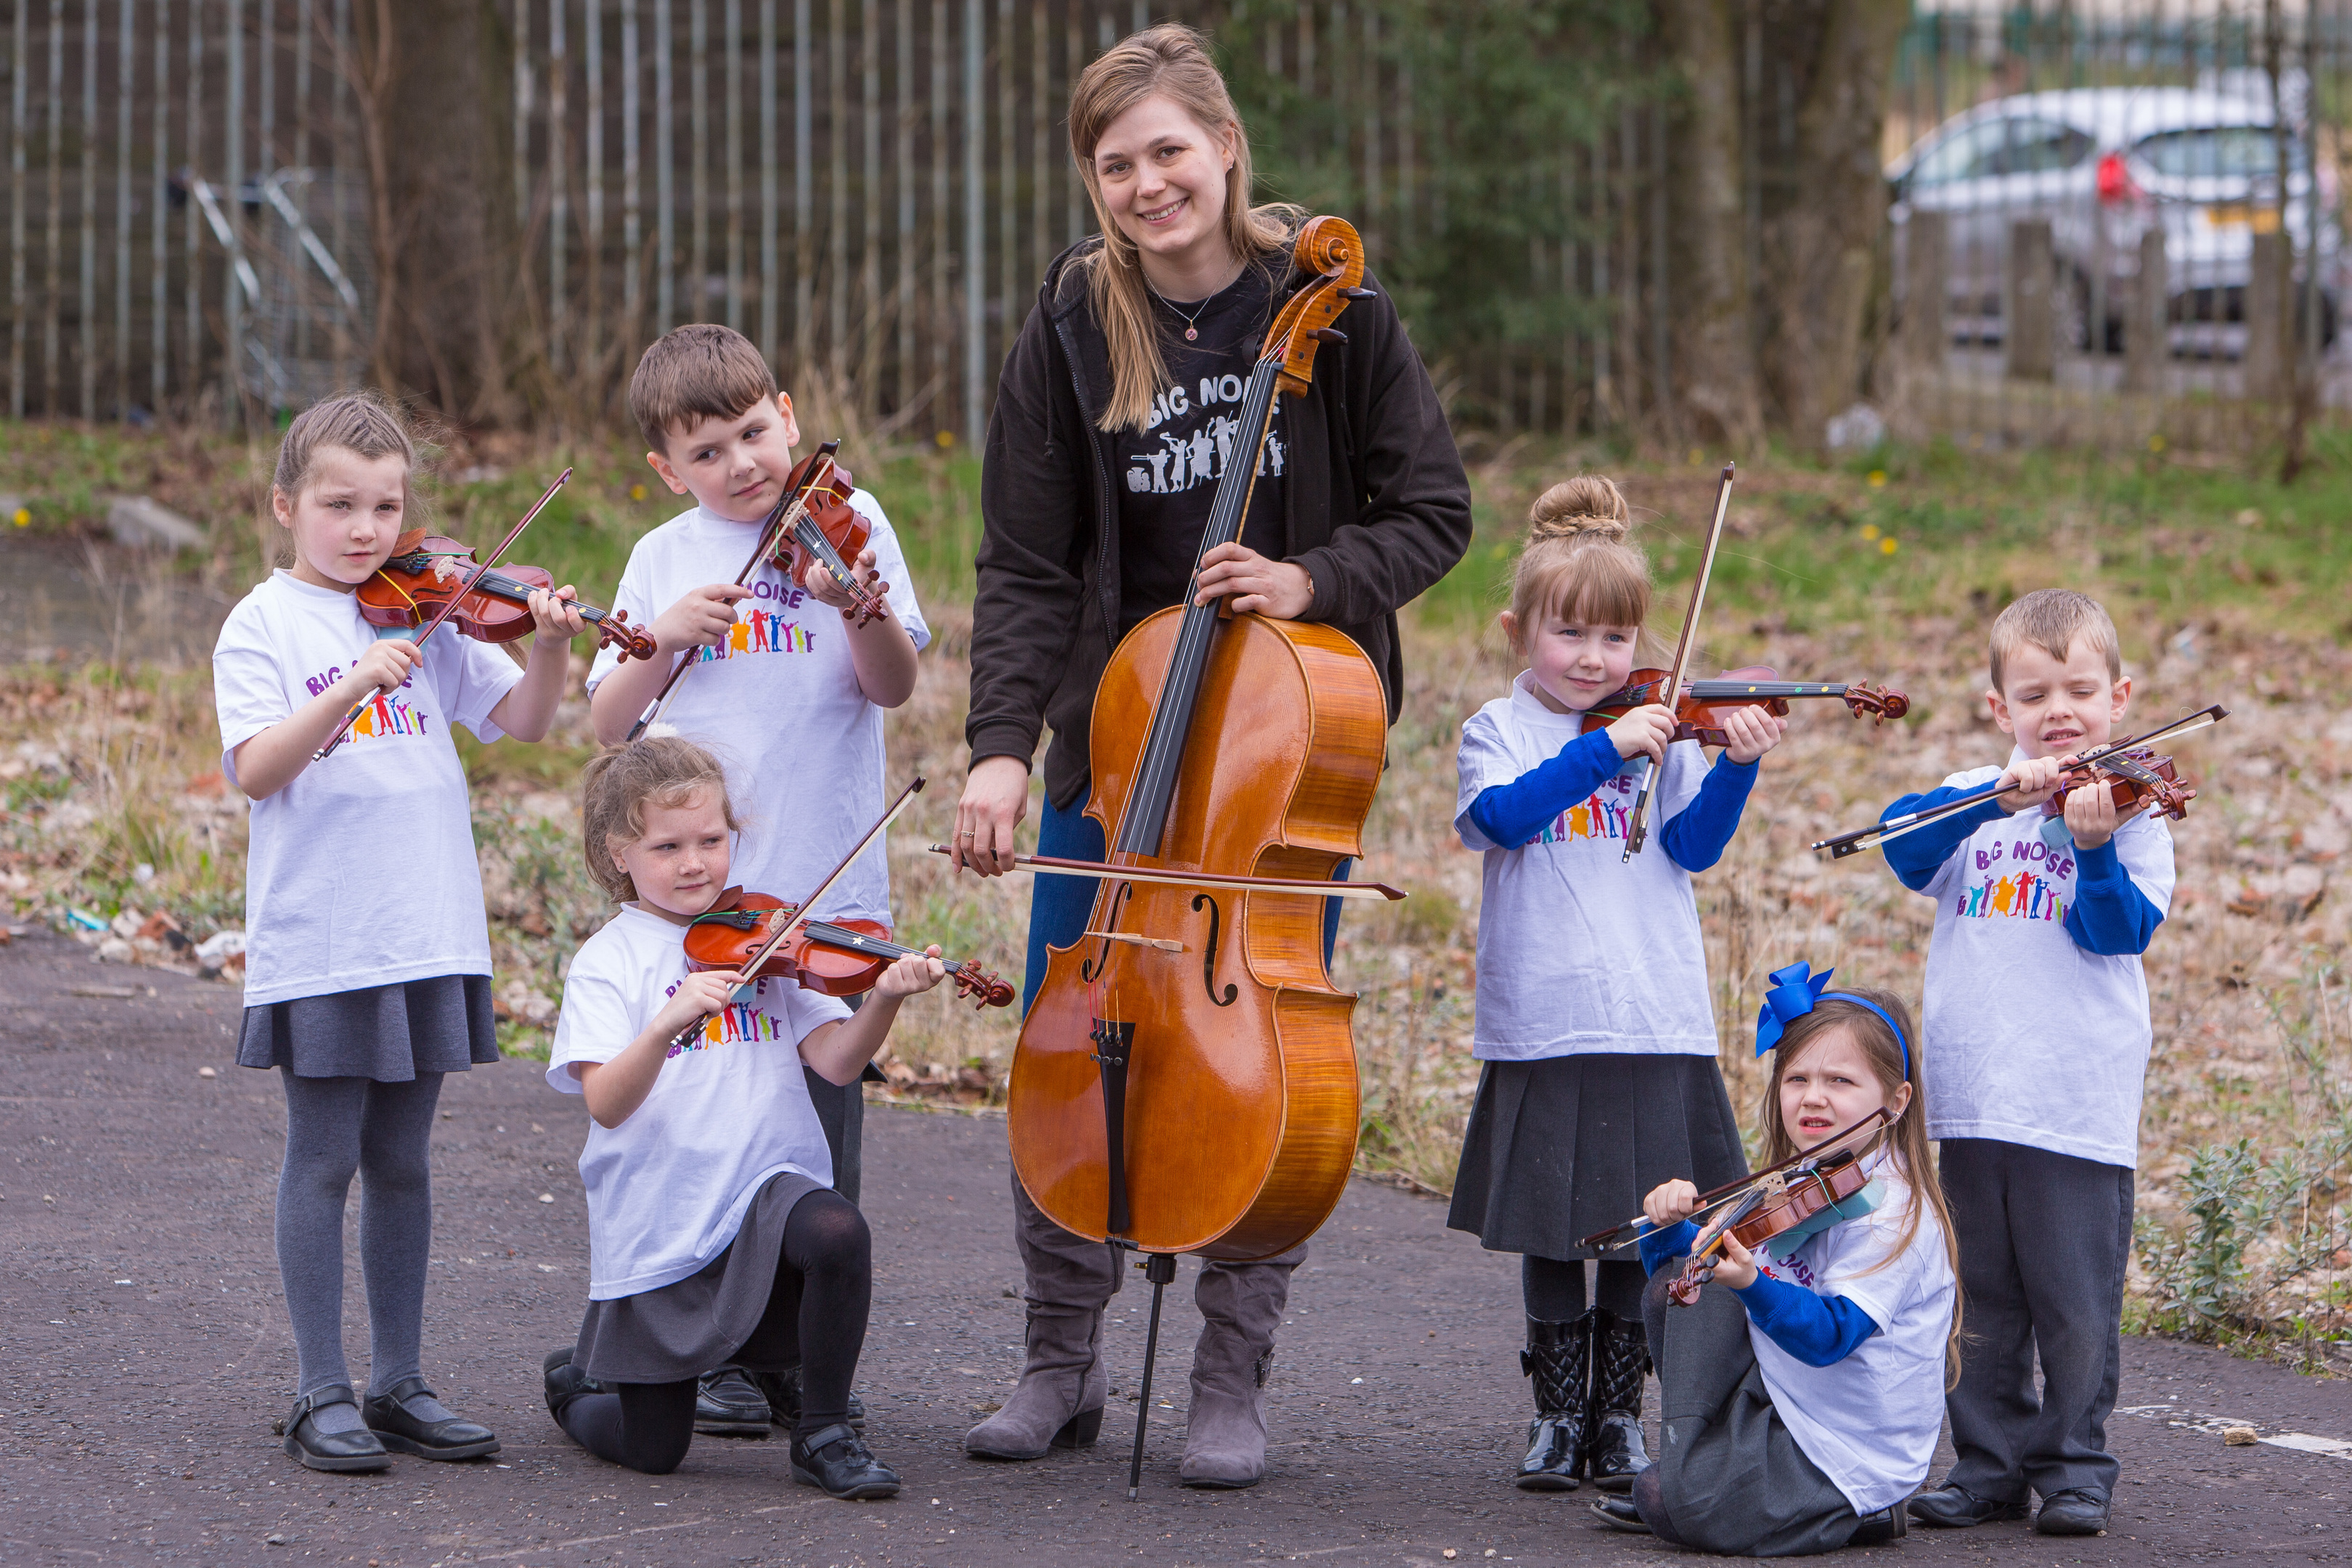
[7,925,2352,1567]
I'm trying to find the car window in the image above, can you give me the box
[1998,118,2096,174]
[2133,126,2309,179]
[1910,120,2010,185]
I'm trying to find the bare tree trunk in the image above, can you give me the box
[354,0,521,425]
[1661,0,1762,451]
[1755,0,1906,449]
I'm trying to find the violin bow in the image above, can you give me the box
[626,446,844,741]
[661,775,925,1056]
[1622,462,1734,862]
[1577,1106,1894,1252]
[313,467,573,762]
[926,846,1406,902]
[1811,703,2229,860]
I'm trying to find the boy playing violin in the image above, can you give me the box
[1871,589,2174,1538]
[586,323,930,1434]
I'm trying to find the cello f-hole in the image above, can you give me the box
[1192,893,1238,1008]
[1081,881,1137,984]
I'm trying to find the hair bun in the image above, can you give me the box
[1528,475,1630,544]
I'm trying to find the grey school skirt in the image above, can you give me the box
[237,973,499,1081]
[1447,1053,1747,1261]
[573,1170,826,1385]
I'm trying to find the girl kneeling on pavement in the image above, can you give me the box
[1591,972,1958,1556]
[540,738,945,1497]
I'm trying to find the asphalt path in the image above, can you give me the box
[6,926,2351,1566]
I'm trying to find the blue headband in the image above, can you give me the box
[1755,962,1911,1079]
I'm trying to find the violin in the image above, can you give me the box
[1582,665,1908,748]
[2041,747,2197,824]
[682,886,1014,1008]
[764,444,890,628]
[357,529,658,663]
[1813,705,2229,860]
[1666,1143,1876,1307]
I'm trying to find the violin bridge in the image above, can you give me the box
[1083,930,1187,953]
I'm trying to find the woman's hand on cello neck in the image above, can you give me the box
[952,754,1032,877]
[1192,543,1315,621]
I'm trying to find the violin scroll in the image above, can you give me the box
[1841,682,1908,724]
[947,960,1017,1010]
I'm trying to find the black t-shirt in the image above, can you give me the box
[1111,261,1289,639]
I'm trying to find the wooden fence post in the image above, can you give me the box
[1903,208,1946,368]
[2245,229,2289,402]
[2124,226,2166,397]
[2006,217,2054,383]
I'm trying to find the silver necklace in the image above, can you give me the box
[1148,285,1210,343]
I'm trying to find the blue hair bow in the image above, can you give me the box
[1754,961,1911,1079]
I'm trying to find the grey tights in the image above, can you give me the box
[276,1070,449,1429]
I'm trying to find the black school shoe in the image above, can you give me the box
[543,1346,603,1425]
[279,1384,393,1474]
[2033,1488,2110,1536]
[754,1365,868,1432]
[363,1376,501,1461]
[1907,1481,2029,1527]
[791,1422,902,1500]
[694,1365,772,1437]
[1589,1495,1649,1533]
[1850,1505,1908,1545]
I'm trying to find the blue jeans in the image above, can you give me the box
[1019,793,1349,1016]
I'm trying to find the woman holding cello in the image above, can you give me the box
[950,25,1471,1490]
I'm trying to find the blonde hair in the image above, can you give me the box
[580,738,741,905]
[1760,987,1965,1387]
[1987,588,2123,693]
[1506,475,1655,650]
[628,322,781,454]
[1068,23,1299,432]
[271,390,425,521]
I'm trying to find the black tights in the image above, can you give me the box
[560,1191,870,1474]
[1522,1254,1645,1323]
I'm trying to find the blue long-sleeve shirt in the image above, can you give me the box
[1879,783,2165,957]
[1633,1219,1879,1367]
[1469,728,1760,873]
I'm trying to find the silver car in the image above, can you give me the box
[1887,86,2342,355]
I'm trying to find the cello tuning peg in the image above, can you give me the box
[1308,327,1348,345]
[1341,287,1378,299]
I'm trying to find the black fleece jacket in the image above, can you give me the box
[966,236,1474,811]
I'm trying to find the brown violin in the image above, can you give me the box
[2042,748,2197,824]
[764,444,890,628]
[357,530,658,662]
[1582,666,1907,748]
[1666,1143,1877,1307]
[683,886,1014,1008]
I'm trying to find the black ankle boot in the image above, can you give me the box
[1584,1308,1651,1495]
[1514,1313,1594,1491]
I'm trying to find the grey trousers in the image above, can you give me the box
[804,1063,865,1205]
[1641,1264,1861,1557]
[1940,1138,2133,1501]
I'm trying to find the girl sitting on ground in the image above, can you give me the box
[1592,969,1959,1555]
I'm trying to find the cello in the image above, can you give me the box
[1005,216,1387,1493]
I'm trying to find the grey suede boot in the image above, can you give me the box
[1179,1249,1302,1490]
[964,1172,1121,1461]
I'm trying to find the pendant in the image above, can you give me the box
[1185,327,1199,341]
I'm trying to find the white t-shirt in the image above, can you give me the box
[1747,1165,1957,1517]
[585,492,930,925]
[1454,671,1715,1059]
[213,571,523,1007]
[547,904,852,1299]
[1915,754,2175,1167]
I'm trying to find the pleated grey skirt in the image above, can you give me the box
[237,973,499,1081]
[1447,1053,1747,1261]
[573,1171,825,1385]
